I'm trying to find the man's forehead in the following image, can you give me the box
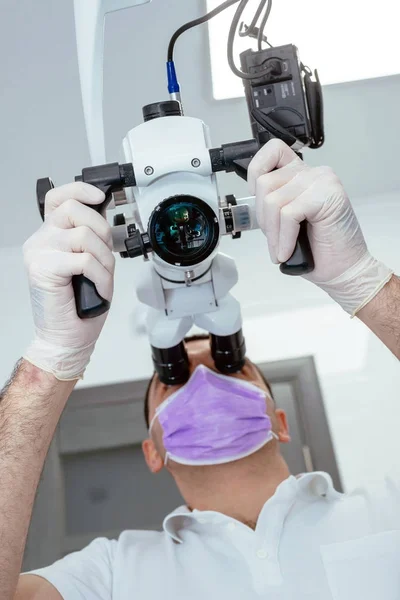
[184,337,211,354]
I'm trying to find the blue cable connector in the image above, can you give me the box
[167,60,182,104]
[167,60,180,93]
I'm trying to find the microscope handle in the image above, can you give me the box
[279,221,315,275]
[72,274,110,319]
[36,177,112,319]
[72,162,136,318]
[232,159,315,276]
[72,183,113,319]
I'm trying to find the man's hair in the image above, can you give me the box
[144,334,273,429]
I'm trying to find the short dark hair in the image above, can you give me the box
[144,335,273,428]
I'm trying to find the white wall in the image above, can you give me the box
[1,0,400,493]
[1,191,399,492]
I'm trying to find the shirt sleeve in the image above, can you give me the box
[27,537,117,600]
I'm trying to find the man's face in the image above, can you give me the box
[142,338,290,474]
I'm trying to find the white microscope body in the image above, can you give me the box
[73,0,253,352]
[119,113,257,350]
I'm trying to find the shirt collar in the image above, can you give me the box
[162,472,343,543]
[296,471,343,501]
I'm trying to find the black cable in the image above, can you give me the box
[240,24,272,47]
[167,0,241,62]
[251,108,298,146]
[238,0,268,39]
[227,0,253,78]
[168,0,275,83]
[245,0,268,32]
[257,0,272,50]
[260,33,273,48]
[267,106,304,120]
[227,0,275,79]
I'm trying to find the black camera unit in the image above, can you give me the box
[240,43,324,151]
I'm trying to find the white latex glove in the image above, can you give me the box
[23,182,115,380]
[248,139,393,316]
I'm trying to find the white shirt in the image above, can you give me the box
[30,472,400,600]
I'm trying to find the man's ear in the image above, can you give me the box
[275,409,291,443]
[142,438,164,474]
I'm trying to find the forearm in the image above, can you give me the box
[357,274,400,359]
[0,360,76,600]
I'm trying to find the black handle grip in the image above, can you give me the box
[232,158,252,181]
[72,183,113,319]
[36,178,113,320]
[72,163,136,319]
[36,177,54,220]
[279,221,315,276]
[72,275,111,319]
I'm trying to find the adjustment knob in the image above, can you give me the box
[124,225,152,260]
[36,177,54,221]
[125,229,143,258]
[113,214,128,257]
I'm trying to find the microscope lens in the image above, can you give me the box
[148,196,220,267]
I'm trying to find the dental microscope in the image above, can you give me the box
[35,0,324,385]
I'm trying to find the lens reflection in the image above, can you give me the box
[155,201,210,257]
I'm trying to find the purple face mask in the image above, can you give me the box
[149,364,277,466]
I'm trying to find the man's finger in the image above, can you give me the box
[47,251,114,302]
[47,199,112,248]
[248,139,301,195]
[277,202,305,263]
[61,227,116,276]
[259,187,297,264]
[277,177,332,262]
[258,174,307,262]
[45,182,105,217]
[260,166,329,261]
[255,162,305,229]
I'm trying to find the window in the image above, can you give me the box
[207,0,400,100]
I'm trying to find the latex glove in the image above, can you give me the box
[23,182,115,380]
[248,139,393,316]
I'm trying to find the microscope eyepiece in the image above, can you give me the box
[151,342,190,385]
[211,330,246,374]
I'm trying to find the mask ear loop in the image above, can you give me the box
[149,412,170,467]
[149,411,169,467]
[149,399,169,436]
[148,412,158,436]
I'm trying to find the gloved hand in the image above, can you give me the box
[23,182,115,380]
[248,139,393,316]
